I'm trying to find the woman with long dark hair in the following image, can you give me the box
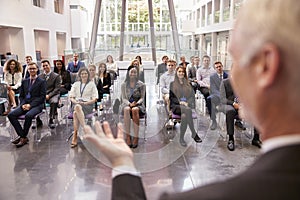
[69,67,98,148]
[54,60,71,95]
[97,63,111,101]
[170,66,202,146]
[120,65,146,148]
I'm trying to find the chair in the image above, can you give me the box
[10,109,48,142]
[0,83,8,115]
[169,109,199,139]
[118,103,148,141]
[66,110,96,142]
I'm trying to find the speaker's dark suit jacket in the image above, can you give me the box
[8,77,46,138]
[112,144,300,200]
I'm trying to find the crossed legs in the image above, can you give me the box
[71,104,86,147]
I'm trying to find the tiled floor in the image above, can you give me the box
[0,69,260,200]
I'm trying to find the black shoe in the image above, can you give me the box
[11,136,21,144]
[227,140,235,151]
[57,103,64,108]
[252,139,262,148]
[235,121,246,130]
[179,138,187,147]
[49,119,55,129]
[193,134,202,143]
[210,120,217,130]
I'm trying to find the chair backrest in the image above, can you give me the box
[0,83,7,99]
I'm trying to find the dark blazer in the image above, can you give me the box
[157,63,167,84]
[220,78,235,105]
[96,74,111,100]
[112,144,300,200]
[169,82,195,114]
[210,72,228,97]
[67,60,85,73]
[60,71,72,92]
[19,77,46,109]
[38,72,61,100]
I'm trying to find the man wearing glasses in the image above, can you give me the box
[8,62,46,148]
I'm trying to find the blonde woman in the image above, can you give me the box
[69,67,98,148]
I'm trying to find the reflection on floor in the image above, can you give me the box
[0,69,260,200]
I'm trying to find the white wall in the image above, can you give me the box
[0,0,72,64]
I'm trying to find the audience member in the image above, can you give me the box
[38,60,61,129]
[179,56,189,69]
[69,67,98,148]
[156,55,168,84]
[83,1,300,199]
[208,61,228,130]
[120,65,146,149]
[220,78,246,151]
[67,53,85,73]
[3,59,22,115]
[196,55,215,109]
[131,58,145,83]
[8,62,46,148]
[54,60,71,96]
[159,59,176,113]
[169,65,202,146]
[22,55,40,79]
[106,55,118,80]
[186,56,200,92]
[97,63,111,101]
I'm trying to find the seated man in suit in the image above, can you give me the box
[196,55,215,111]
[82,0,300,199]
[207,61,229,130]
[159,59,176,113]
[8,62,46,148]
[186,56,200,93]
[156,55,168,85]
[220,78,247,151]
[38,60,61,129]
[67,53,85,74]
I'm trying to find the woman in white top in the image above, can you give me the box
[106,55,118,80]
[69,67,98,148]
[3,59,23,115]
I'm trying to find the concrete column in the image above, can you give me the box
[88,0,102,64]
[119,0,126,61]
[199,34,205,58]
[230,0,234,20]
[167,0,181,62]
[211,32,218,62]
[148,0,157,66]
[219,0,223,22]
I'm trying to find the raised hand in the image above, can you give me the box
[83,121,135,168]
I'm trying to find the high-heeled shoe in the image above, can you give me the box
[126,134,132,148]
[192,134,202,143]
[70,143,78,148]
[132,137,139,149]
[70,131,78,148]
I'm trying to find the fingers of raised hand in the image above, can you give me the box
[102,121,114,139]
